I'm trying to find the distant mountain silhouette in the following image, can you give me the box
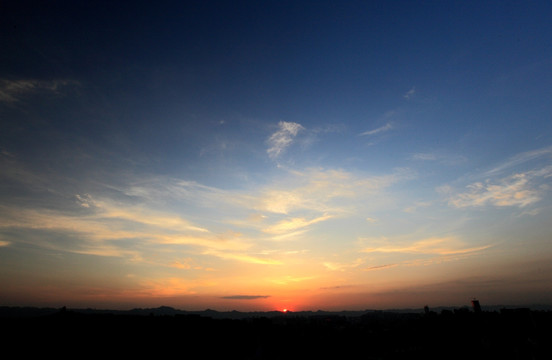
[2,304,552,319]
[2,305,552,359]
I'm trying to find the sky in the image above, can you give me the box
[1,0,552,311]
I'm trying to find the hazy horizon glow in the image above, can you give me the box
[1,1,552,311]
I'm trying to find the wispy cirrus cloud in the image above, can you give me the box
[171,258,199,270]
[364,264,399,272]
[0,148,415,272]
[0,195,252,262]
[256,167,413,215]
[319,285,356,291]
[76,194,211,233]
[270,275,316,285]
[403,201,432,213]
[360,122,393,136]
[137,277,209,297]
[410,152,467,165]
[326,245,488,274]
[362,236,491,256]
[221,295,270,300]
[263,214,333,234]
[323,258,365,272]
[403,87,415,100]
[0,150,416,273]
[411,153,437,161]
[484,146,552,177]
[266,121,305,159]
[0,201,288,270]
[324,235,491,275]
[118,169,390,235]
[114,168,403,243]
[202,249,283,265]
[0,78,78,103]
[447,167,552,209]
[251,167,413,239]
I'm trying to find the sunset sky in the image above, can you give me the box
[1,1,551,311]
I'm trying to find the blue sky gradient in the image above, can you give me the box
[1,1,551,310]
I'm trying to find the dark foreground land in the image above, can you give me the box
[3,307,552,359]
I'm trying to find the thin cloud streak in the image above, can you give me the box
[221,295,270,300]
[0,78,78,103]
[410,152,467,165]
[362,236,492,256]
[0,159,416,269]
[323,258,365,272]
[484,146,552,176]
[270,275,316,285]
[411,153,437,161]
[360,123,393,136]
[267,121,304,159]
[0,201,252,261]
[403,87,415,100]
[448,167,552,209]
[263,214,333,234]
[364,264,399,271]
[256,167,414,215]
[202,250,283,265]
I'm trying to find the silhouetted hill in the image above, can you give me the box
[3,304,552,319]
[0,306,61,318]
[2,305,552,359]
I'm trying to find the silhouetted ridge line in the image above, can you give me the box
[2,303,552,319]
[2,305,552,359]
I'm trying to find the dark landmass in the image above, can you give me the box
[3,303,552,319]
[2,305,552,359]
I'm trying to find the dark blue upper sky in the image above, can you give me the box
[3,2,551,175]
